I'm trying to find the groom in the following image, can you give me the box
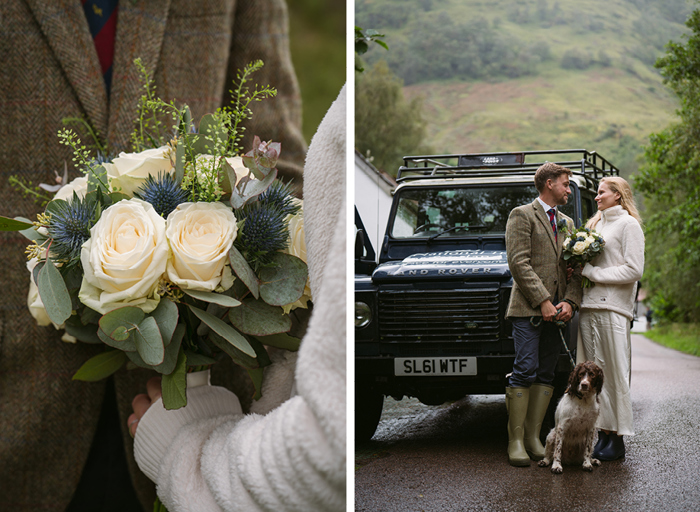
[504,162,583,467]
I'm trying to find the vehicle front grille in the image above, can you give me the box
[378,288,500,342]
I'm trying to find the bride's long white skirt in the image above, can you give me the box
[576,309,634,436]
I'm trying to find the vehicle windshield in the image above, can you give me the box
[390,184,575,238]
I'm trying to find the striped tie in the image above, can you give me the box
[82,0,119,96]
[547,208,557,241]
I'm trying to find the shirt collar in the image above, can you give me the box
[537,197,556,213]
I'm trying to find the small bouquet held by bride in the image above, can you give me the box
[0,59,310,410]
[560,223,605,288]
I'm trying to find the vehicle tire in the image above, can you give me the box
[355,385,384,443]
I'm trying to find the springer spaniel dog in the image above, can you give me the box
[538,361,604,474]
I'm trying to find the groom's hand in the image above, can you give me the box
[540,300,558,321]
[554,301,573,322]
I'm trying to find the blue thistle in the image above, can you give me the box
[47,193,97,262]
[135,173,189,218]
[236,201,290,267]
[257,180,300,217]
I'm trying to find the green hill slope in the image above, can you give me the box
[357,0,690,177]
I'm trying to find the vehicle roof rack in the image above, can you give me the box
[397,149,619,189]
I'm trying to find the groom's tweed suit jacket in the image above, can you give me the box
[0,1,305,510]
[505,199,583,319]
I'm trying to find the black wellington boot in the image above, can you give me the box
[596,433,625,461]
[593,430,609,459]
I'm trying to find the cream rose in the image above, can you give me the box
[54,176,88,201]
[572,241,587,255]
[563,237,571,248]
[79,198,168,314]
[104,145,174,197]
[165,202,237,291]
[281,201,311,313]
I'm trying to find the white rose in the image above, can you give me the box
[572,241,587,255]
[104,146,173,197]
[54,176,88,201]
[165,202,237,291]
[79,198,168,314]
[576,232,587,239]
[563,237,571,249]
[281,201,311,313]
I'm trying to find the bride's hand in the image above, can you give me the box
[127,376,162,437]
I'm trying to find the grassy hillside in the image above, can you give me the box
[356,0,690,178]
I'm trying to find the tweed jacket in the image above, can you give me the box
[0,1,305,511]
[505,199,583,318]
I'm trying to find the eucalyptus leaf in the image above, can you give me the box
[109,192,129,203]
[228,298,291,336]
[150,298,179,347]
[37,257,73,326]
[98,326,136,351]
[228,245,260,299]
[0,216,33,231]
[63,321,102,344]
[98,307,146,351]
[241,154,264,180]
[126,323,184,374]
[18,222,47,243]
[247,367,264,400]
[183,289,241,308]
[207,331,259,369]
[45,199,68,217]
[161,349,188,410]
[133,316,165,366]
[184,351,218,367]
[199,113,228,146]
[230,169,277,209]
[259,252,308,307]
[87,165,109,194]
[253,332,302,352]
[188,305,255,357]
[72,350,127,382]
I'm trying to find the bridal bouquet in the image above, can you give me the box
[560,224,605,288]
[0,60,310,409]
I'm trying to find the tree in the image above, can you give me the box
[355,60,431,175]
[635,7,700,322]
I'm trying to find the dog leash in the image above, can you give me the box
[530,311,576,369]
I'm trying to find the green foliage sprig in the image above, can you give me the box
[223,60,277,156]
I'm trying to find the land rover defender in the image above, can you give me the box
[355,149,620,441]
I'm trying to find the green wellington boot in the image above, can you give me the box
[505,387,531,467]
[523,383,554,461]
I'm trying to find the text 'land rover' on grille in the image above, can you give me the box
[355,150,619,441]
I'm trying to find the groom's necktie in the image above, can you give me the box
[547,208,557,241]
[82,0,119,96]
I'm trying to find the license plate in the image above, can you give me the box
[394,357,477,376]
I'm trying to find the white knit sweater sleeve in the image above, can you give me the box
[582,218,644,285]
[133,85,347,512]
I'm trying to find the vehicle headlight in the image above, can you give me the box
[355,301,372,328]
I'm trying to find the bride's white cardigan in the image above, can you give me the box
[134,86,347,512]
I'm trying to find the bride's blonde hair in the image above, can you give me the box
[586,176,643,229]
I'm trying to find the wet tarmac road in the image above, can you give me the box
[355,334,700,511]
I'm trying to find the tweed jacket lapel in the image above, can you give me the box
[25,0,108,138]
[107,0,172,150]
[531,199,559,254]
